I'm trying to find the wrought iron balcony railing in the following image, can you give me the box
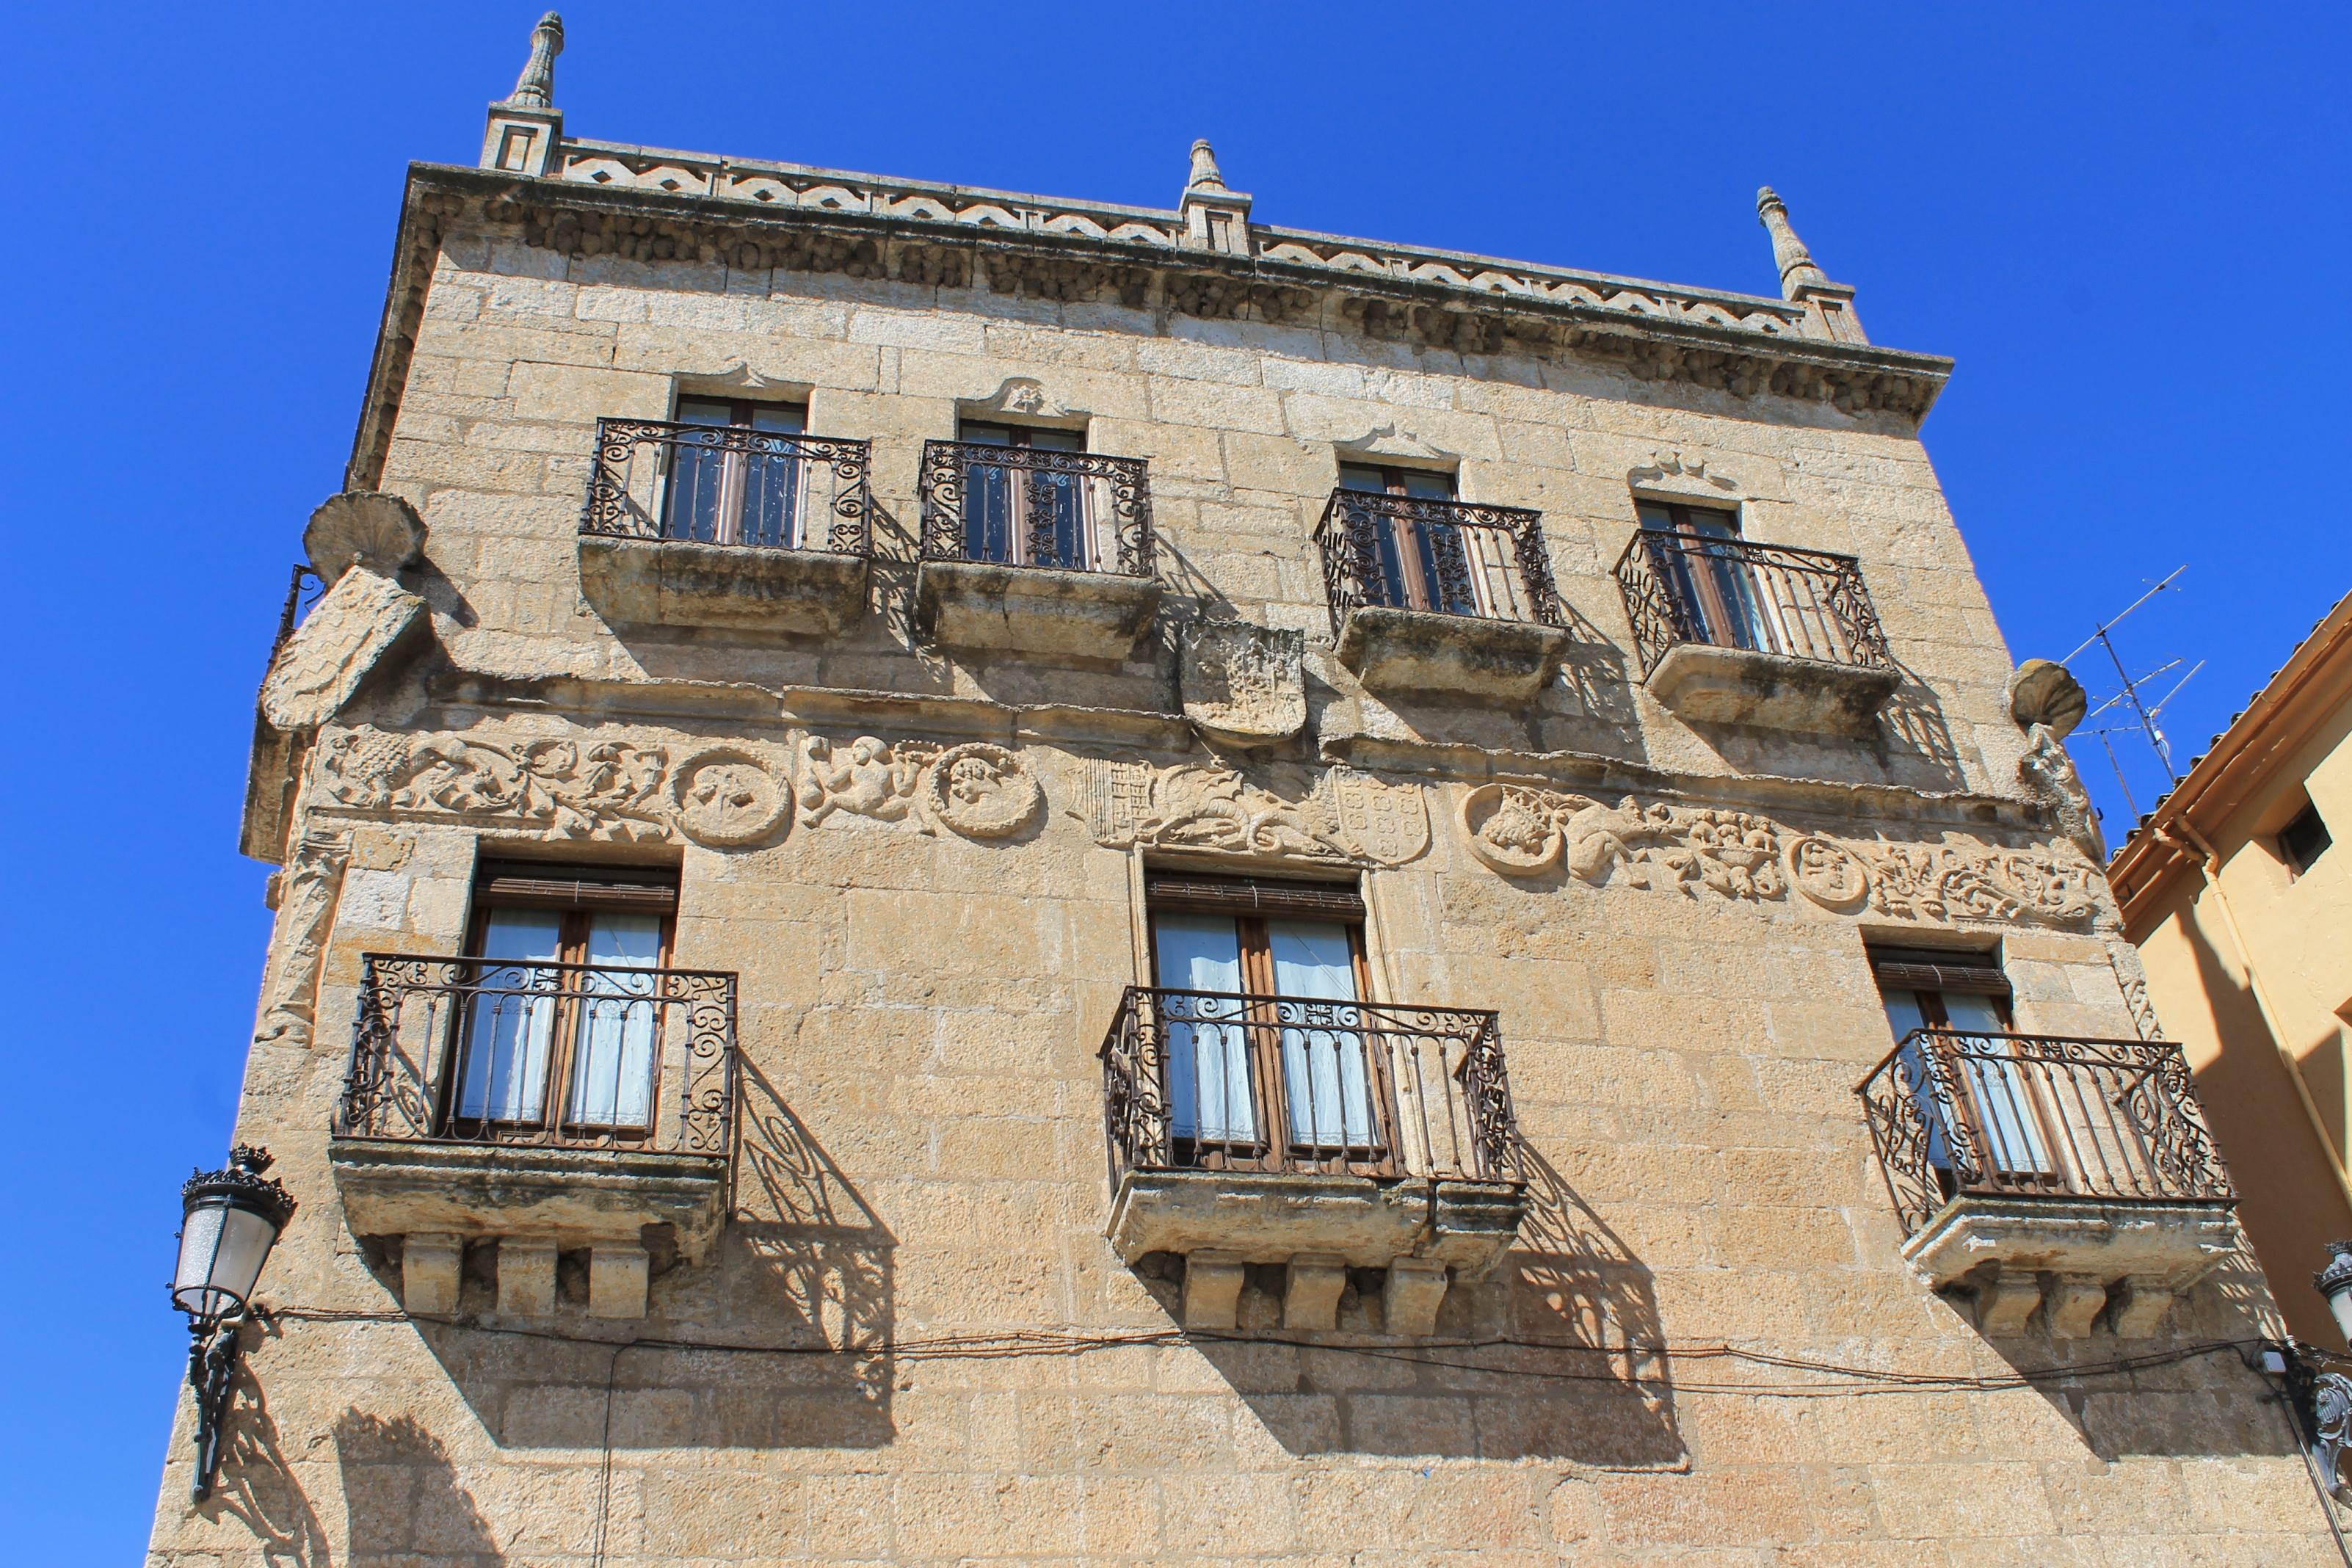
[1099,987,1521,1186]
[1614,529,1892,676]
[335,954,738,1158]
[1315,490,1564,635]
[1857,1029,2234,1235]
[579,418,873,554]
[918,440,1154,576]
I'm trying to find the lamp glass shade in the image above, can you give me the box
[172,1194,281,1322]
[2331,1283,2352,1348]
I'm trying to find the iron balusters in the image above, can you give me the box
[579,417,873,553]
[1314,489,1564,636]
[1098,986,1521,1186]
[1856,1028,2235,1235]
[1614,529,1892,676]
[337,954,738,1158]
[917,440,1155,575]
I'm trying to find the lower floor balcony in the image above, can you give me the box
[330,953,737,1320]
[1099,986,1526,1335]
[1858,1029,2237,1337]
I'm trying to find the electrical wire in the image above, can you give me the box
[260,1304,2265,1401]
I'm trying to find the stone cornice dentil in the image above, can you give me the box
[346,155,1953,492]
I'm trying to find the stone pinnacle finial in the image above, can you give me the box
[1756,186,1829,298]
[507,11,565,109]
[1187,139,1227,192]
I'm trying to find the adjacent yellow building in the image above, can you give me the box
[2111,590,2352,1344]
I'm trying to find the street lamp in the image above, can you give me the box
[171,1145,295,1503]
[2318,1242,2352,1346]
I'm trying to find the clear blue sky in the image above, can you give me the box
[1,1,2344,1554]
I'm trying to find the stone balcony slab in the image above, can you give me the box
[1107,1169,1525,1335]
[579,534,869,637]
[1335,606,1570,705]
[917,558,1161,663]
[331,1136,728,1318]
[1901,1194,2240,1339]
[1645,641,1898,732]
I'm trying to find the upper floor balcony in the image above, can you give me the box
[915,438,1161,661]
[576,415,874,636]
[1858,1028,2237,1337]
[1315,488,1570,703]
[1615,527,1898,731]
[330,951,738,1319]
[1100,985,1526,1335]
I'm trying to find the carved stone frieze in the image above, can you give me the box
[796,735,1042,841]
[260,564,428,732]
[1180,622,1305,747]
[253,829,352,1048]
[1459,784,1782,900]
[1080,760,1426,866]
[1459,782,2097,927]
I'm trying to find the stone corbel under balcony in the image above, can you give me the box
[1902,1194,2240,1339]
[916,559,1162,664]
[578,535,870,637]
[1106,1169,1527,1335]
[330,1138,728,1320]
[1644,642,1899,733]
[1335,606,1571,705]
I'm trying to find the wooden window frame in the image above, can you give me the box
[1144,876,1398,1178]
[668,396,809,547]
[1636,498,1753,649]
[1870,948,2067,1192]
[438,865,680,1144]
[957,419,1092,567]
[1339,462,1462,614]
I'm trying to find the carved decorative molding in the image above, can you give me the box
[1459,783,2097,927]
[672,747,793,846]
[253,830,352,1048]
[1081,760,1427,866]
[1180,622,1305,747]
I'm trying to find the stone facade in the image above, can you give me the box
[150,20,2328,1565]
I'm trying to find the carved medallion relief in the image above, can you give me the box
[1079,759,1426,865]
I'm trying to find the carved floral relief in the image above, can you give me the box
[794,736,1043,840]
[1459,781,2098,927]
[1080,759,1426,866]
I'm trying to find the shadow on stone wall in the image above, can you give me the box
[1180,1144,1685,1465]
[333,1410,502,1566]
[200,1370,335,1567]
[406,1061,896,1453]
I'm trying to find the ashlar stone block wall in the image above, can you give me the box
[145,186,2330,1564]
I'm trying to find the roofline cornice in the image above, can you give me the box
[348,160,1952,491]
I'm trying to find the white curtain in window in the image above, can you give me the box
[459,910,563,1122]
[567,913,663,1129]
[1943,992,2054,1177]
[1270,921,1373,1149]
[1152,915,1254,1143]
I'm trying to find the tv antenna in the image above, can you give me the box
[2065,567,2200,821]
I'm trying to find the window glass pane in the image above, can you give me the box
[749,404,806,434]
[1399,470,1455,500]
[459,910,564,1122]
[959,421,1015,446]
[1636,502,1674,530]
[1337,465,1387,493]
[675,398,735,427]
[1268,921,1373,1148]
[1879,988,1952,1172]
[1027,427,1085,452]
[1153,915,1252,1143]
[570,913,663,1129]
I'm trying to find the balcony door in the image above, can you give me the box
[664,397,808,548]
[1338,464,1478,616]
[445,863,678,1144]
[959,421,1089,568]
[1147,874,1390,1174]
[1637,500,1782,654]
[1873,950,2058,1189]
